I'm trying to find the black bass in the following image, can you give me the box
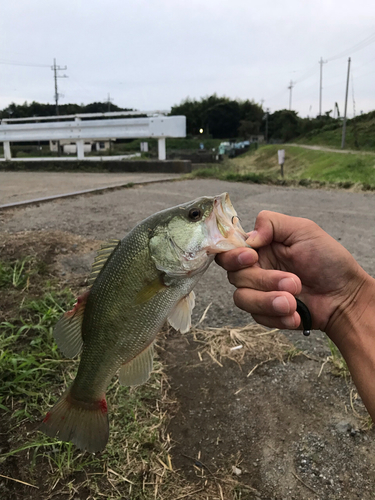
[40,193,248,452]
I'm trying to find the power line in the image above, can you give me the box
[0,59,50,68]
[328,30,375,62]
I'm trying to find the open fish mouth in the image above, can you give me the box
[205,193,249,253]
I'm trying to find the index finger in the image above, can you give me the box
[215,247,259,272]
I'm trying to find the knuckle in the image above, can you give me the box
[233,287,247,307]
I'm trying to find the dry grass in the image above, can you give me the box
[191,322,294,372]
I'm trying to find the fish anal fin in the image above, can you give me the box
[119,342,155,387]
[88,239,121,286]
[168,291,196,334]
[54,291,89,358]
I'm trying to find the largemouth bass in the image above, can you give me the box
[40,193,248,452]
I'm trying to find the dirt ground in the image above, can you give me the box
[1,176,375,499]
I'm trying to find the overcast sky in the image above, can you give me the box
[1,0,374,118]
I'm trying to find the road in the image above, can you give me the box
[0,171,181,206]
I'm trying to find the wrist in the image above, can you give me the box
[326,269,375,347]
[325,270,375,421]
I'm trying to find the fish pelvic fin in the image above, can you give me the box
[39,386,109,453]
[53,291,89,358]
[119,341,155,387]
[88,239,121,286]
[168,291,196,334]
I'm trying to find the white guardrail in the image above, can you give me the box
[0,115,186,161]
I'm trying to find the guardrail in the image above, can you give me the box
[0,115,186,161]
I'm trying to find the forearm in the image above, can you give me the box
[327,272,375,421]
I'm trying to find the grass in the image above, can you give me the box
[327,339,349,378]
[190,144,375,190]
[295,115,375,151]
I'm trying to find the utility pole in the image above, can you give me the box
[319,57,327,116]
[51,58,68,116]
[288,81,294,110]
[341,57,351,149]
[263,108,270,143]
[51,59,68,156]
[104,93,114,112]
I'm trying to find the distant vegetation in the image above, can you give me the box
[191,145,375,190]
[0,101,133,119]
[1,98,375,151]
[294,111,375,151]
[170,95,264,138]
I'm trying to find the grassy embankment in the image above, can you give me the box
[192,144,375,190]
[294,113,375,151]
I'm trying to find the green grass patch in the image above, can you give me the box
[296,116,375,151]
[191,145,375,190]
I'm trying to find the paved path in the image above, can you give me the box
[0,171,181,205]
[288,143,375,155]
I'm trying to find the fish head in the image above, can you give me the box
[149,192,249,278]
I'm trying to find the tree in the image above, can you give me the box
[170,95,264,139]
[267,110,301,142]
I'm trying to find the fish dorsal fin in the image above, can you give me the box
[53,291,89,358]
[119,342,155,387]
[88,239,120,286]
[168,291,196,334]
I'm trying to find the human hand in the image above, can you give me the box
[216,210,371,343]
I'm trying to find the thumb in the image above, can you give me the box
[246,210,308,249]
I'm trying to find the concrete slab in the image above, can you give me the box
[0,171,181,205]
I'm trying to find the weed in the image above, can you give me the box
[0,258,33,289]
[327,339,349,377]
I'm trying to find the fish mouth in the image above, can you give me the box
[205,193,249,254]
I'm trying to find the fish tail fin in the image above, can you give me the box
[39,386,109,453]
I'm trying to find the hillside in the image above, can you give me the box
[192,145,375,190]
[294,112,375,151]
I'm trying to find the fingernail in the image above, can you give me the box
[272,296,290,314]
[278,278,297,294]
[237,251,254,266]
[246,230,258,243]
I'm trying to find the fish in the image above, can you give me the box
[40,192,248,452]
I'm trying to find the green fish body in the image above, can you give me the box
[40,193,248,452]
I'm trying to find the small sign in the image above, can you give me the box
[277,149,285,165]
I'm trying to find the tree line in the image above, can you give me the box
[0,97,350,142]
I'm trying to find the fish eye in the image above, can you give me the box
[188,208,202,221]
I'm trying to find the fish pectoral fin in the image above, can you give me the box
[168,291,196,334]
[135,276,167,304]
[119,342,155,387]
[88,239,121,286]
[53,291,89,358]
